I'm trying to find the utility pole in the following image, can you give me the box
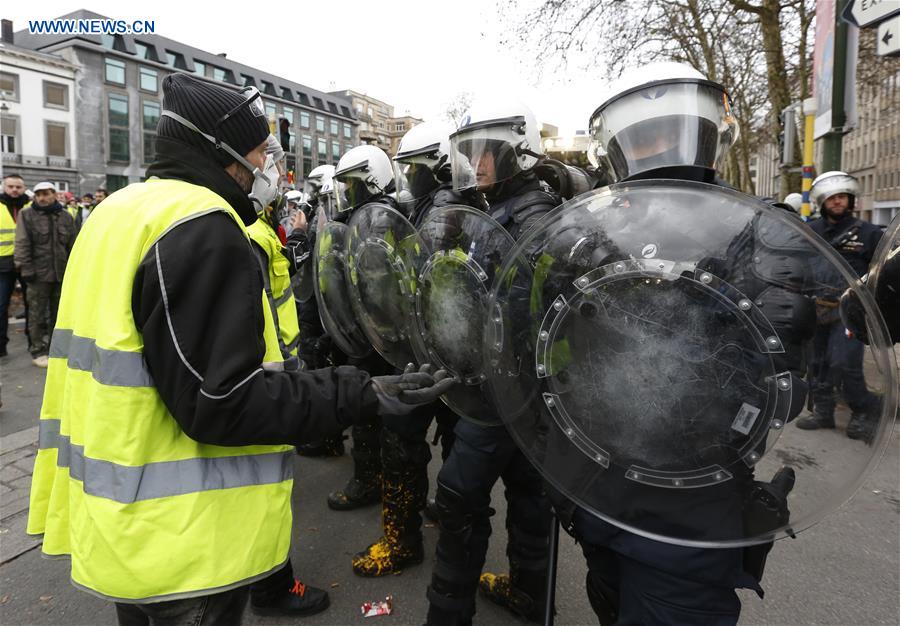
[822,0,852,171]
[801,98,817,218]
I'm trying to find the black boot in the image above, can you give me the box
[478,566,547,623]
[796,411,835,430]
[250,563,330,618]
[352,430,429,576]
[327,415,382,510]
[846,412,875,442]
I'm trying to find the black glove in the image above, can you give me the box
[368,363,457,416]
[840,286,869,344]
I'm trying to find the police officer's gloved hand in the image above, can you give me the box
[840,285,869,344]
[368,363,457,416]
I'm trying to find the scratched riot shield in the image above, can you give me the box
[414,205,516,425]
[867,213,900,337]
[313,219,371,359]
[486,180,897,547]
[345,203,426,368]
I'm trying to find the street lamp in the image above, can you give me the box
[0,101,8,181]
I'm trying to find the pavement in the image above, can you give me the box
[0,317,898,625]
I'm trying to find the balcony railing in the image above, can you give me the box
[1,153,75,169]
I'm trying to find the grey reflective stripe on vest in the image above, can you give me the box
[274,290,293,309]
[0,240,12,247]
[253,247,295,360]
[50,329,154,388]
[0,228,14,234]
[38,418,293,504]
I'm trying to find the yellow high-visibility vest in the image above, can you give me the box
[27,178,294,602]
[0,201,16,258]
[248,218,301,370]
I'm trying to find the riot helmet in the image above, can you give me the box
[783,193,803,213]
[450,97,542,192]
[588,62,739,182]
[394,121,455,201]
[811,171,859,219]
[334,145,395,212]
[304,164,335,199]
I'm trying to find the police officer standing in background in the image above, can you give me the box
[797,171,882,440]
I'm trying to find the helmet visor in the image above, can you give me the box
[589,82,738,181]
[450,118,529,191]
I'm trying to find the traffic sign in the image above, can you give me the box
[876,14,900,55]
[842,0,900,28]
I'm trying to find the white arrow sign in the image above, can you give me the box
[849,0,900,28]
[877,14,900,55]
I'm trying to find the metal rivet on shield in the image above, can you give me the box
[778,378,791,390]
[565,428,574,437]
[673,478,683,487]
[658,262,666,269]
[553,300,564,311]
[766,336,780,348]
[545,397,556,408]
[772,420,784,430]
[614,263,625,272]
[577,277,589,287]
[739,299,751,311]
[537,364,546,375]
[629,471,641,480]
[595,454,604,462]
[748,452,760,463]
[700,272,712,284]
[714,472,724,481]
[753,257,761,264]
[478,271,487,280]
[539,331,549,341]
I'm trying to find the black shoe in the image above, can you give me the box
[250,578,330,617]
[0,348,7,358]
[846,413,875,442]
[478,573,542,623]
[796,412,835,430]
[327,477,381,510]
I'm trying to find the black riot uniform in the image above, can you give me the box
[799,213,882,441]
[350,180,488,577]
[425,170,561,625]
[548,166,815,626]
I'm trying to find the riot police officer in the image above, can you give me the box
[558,62,802,625]
[797,172,882,440]
[424,98,560,625]
[326,146,408,511]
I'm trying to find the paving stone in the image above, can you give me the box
[0,465,25,483]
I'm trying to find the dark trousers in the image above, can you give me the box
[427,419,551,620]
[573,509,757,626]
[115,586,248,626]
[0,270,14,352]
[25,280,61,356]
[811,321,875,416]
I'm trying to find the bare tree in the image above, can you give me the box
[442,91,474,127]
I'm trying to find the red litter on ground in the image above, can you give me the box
[361,595,393,617]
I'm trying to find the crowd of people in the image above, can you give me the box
[1,61,896,626]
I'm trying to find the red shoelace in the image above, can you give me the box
[290,579,307,597]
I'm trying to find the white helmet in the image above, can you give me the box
[782,192,803,212]
[394,120,455,200]
[588,62,739,182]
[333,145,395,212]
[449,96,542,192]
[304,164,335,198]
[284,189,304,204]
[810,171,859,212]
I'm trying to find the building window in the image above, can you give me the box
[343,123,351,139]
[108,93,130,162]
[135,42,152,60]
[265,102,277,121]
[106,174,129,192]
[165,51,182,68]
[317,138,327,162]
[105,58,126,85]
[313,97,324,109]
[300,111,310,129]
[283,106,294,124]
[1,116,18,153]
[43,81,69,109]
[139,66,157,93]
[100,33,116,49]
[1,72,19,101]
[194,61,206,77]
[143,100,161,165]
[212,66,228,82]
[241,74,255,87]
[331,141,340,161]
[316,116,325,133]
[303,158,312,177]
[395,123,406,132]
[330,119,339,136]
[302,136,312,157]
[46,122,67,157]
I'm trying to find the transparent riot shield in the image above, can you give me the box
[868,213,899,316]
[486,180,897,547]
[313,219,371,359]
[414,205,516,425]
[345,203,425,369]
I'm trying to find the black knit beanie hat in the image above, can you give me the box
[157,73,269,167]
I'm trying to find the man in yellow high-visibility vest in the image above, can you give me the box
[27,73,453,626]
[0,173,28,357]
